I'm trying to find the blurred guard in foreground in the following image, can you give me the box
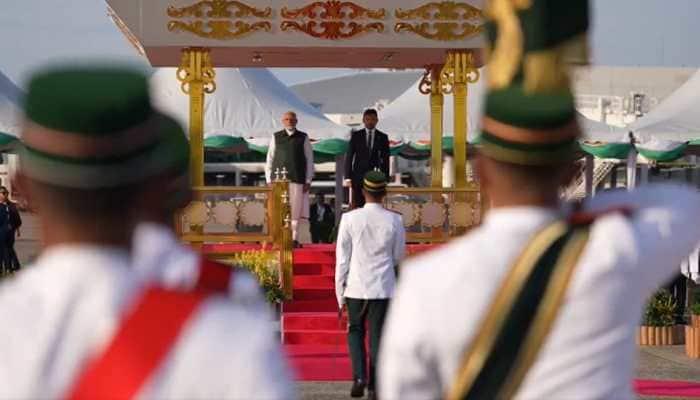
[379,1,700,399]
[0,66,294,399]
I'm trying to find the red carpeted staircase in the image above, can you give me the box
[283,244,352,381]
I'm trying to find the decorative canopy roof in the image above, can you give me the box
[106,0,486,68]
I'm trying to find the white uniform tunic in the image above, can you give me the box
[0,245,295,399]
[335,203,406,307]
[380,185,700,400]
[132,222,267,310]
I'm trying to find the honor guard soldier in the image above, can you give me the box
[0,66,294,399]
[380,1,700,399]
[336,171,406,400]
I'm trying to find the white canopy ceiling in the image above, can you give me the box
[150,68,350,141]
[379,70,624,143]
[629,69,700,141]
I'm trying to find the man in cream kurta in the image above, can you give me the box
[265,111,314,245]
[336,171,405,399]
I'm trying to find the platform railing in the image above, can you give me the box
[175,171,293,298]
[385,183,485,243]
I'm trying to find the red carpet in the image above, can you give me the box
[282,244,438,381]
[634,379,700,398]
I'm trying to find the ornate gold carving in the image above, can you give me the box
[421,202,447,228]
[449,202,475,227]
[387,201,419,227]
[183,201,209,226]
[395,22,482,41]
[212,201,238,226]
[281,21,383,39]
[440,50,479,94]
[176,48,217,95]
[167,0,272,18]
[168,20,271,40]
[281,1,385,40]
[394,1,484,41]
[395,1,482,20]
[281,1,385,19]
[167,0,272,40]
[240,201,267,226]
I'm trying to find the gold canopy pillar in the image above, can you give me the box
[177,47,216,187]
[442,51,480,188]
[421,65,445,188]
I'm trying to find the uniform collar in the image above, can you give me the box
[363,203,383,210]
[37,244,130,270]
[132,222,177,256]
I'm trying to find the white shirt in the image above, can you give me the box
[131,222,267,310]
[335,203,406,307]
[0,245,295,399]
[264,128,315,184]
[379,184,700,400]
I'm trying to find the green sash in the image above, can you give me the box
[446,220,591,400]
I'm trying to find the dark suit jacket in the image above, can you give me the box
[344,128,390,182]
[310,203,335,226]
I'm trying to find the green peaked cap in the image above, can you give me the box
[479,0,589,166]
[363,170,388,193]
[20,66,189,188]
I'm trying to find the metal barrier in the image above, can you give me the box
[385,183,484,243]
[175,175,294,298]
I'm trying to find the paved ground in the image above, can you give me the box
[298,347,700,399]
[11,213,700,399]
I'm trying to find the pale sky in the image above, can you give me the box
[1,0,699,88]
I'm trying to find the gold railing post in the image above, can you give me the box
[280,180,294,299]
[442,51,480,190]
[177,47,216,187]
[426,65,444,189]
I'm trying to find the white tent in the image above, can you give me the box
[378,72,486,142]
[379,71,624,143]
[629,69,700,141]
[578,113,628,142]
[0,71,23,136]
[150,68,350,142]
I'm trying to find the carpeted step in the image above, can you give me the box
[293,249,336,265]
[293,263,335,276]
[294,288,336,301]
[283,312,346,331]
[285,348,352,381]
[284,329,347,346]
[284,344,348,357]
[293,275,335,289]
[284,298,339,313]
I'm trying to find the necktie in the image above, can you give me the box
[367,130,373,151]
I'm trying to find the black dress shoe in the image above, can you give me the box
[367,389,377,400]
[293,240,302,248]
[350,379,366,398]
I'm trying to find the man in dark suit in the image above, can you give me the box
[310,193,335,243]
[344,109,390,208]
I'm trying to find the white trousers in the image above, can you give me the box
[289,183,309,241]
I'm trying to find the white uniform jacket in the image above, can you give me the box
[0,244,295,399]
[335,203,406,307]
[380,184,700,400]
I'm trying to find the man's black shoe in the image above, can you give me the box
[367,389,377,400]
[350,379,366,398]
[293,240,302,248]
